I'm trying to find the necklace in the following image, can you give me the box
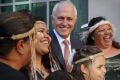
[36,67,49,79]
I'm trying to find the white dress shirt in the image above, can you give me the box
[53,29,75,64]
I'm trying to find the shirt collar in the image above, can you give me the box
[53,29,70,44]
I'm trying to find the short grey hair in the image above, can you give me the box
[52,1,77,18]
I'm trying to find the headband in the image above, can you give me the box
[89,20,113,33]
[74,52,104,64]
[0,27,35,40]
[35,21,45,24]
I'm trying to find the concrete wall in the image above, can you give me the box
[89,0,120,41]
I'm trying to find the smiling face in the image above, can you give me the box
[84,55,106,80]
[52,4,77,38]
[93,24,113,49]
[35,21,51,56]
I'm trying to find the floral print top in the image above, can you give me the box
[106,54,120,80]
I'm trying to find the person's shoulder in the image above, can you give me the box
[70,35,80,43]
[70,35,83,48]
[0,72,27,80]
[0,63,28,80]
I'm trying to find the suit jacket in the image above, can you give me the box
[50,30,81,71]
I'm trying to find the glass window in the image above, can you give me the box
[0,6,12,12]
[49,1,59,31]
[32,2,47,22]
[0,0,12,3]
[71,0,88,40]
[16,4,29,11]
[15,0,28,2]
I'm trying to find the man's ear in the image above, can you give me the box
[80,64,88,74]
[74,16,77,24]
[16,39,25,55]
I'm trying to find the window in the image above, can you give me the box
[16,4,29,11]
[0,6,12,12]
[0,0,59,27]
[32,2,47,22]
[0,0,12,3]
[15,0,28,2]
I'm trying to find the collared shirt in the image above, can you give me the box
[53,29,75,64]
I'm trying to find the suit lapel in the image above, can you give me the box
[50,31,66,70]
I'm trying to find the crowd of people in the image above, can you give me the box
[0,1,119,80]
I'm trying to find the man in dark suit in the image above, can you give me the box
[50,1,81,72]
